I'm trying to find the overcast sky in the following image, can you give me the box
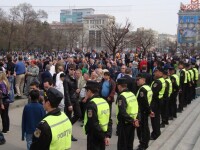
[1,0,191,34]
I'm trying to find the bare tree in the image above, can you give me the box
[9,3,48,50]
[133,29,156,55]
[98,20,131,60]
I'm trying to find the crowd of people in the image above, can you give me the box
[0,50,199,150]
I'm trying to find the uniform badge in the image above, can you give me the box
[153,83,157,87]
[140,92,144,97]
[118,100,122,106]
[88,110,93,118]
[34,128,41,138]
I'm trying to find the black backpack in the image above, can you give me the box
[0,132,6,145]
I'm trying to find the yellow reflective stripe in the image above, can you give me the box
[50,118,69,128]
[95,101,107,106]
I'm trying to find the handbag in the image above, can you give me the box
[0,132,6,145]
[2,93,13,103]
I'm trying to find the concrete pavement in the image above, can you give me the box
[1,96,200,150]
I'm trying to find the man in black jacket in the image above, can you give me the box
[64,64,81,141]
[123,68,137,95]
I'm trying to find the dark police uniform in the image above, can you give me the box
[116,78,139,150]
[136,79,153,149]
[150,67,165,140]
[169,67,180,119]
[178,68,187,112]
[30,88,72,150]
[83,81,112,150]
[192,65,199,99]
[161,76,172,127]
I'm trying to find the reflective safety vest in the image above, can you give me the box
[166,78,172,97]
[116,91,138,124]
[188,69,194,81]
[182,69,188,83]
[43,112,72,150]
[151,78,166,99]
[136,85,153,105]
[192,67,199,81]
[171,74,180,87]
[186,70,191,82]
[84,98,110,133]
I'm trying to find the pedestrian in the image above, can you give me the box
[30,88,72,150]
[15,55,26,99]
[116,78,139,150]
[22,90,45,150]
[6,54,15,102]
[83,80,112,150]
[136,73,154,150]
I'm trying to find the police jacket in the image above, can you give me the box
[116,89,138,124]
[31,108,63,150]
[151,78,163,101]
[64,74,78,105]
[170,74,179,93]
[84,95,112,141]
[137,85,152,115]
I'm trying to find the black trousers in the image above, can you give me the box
[117,123,135,150]
[79,100,88,120]
[1,103,10,132]
[87,134,105,150]
[169,92,178,118]
[137,113,150,148]
[150,101,161,139]
[65,101,82,124]
[161,97,169,124]
[178,84,186,111]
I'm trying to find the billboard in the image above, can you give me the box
[178,15,199,44]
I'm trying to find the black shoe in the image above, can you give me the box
[177,109,183,113]
[165,122,169,125]
[150,137,157,140]
[15,95,22,99]
[137,147,146,150]
[160,123,165,128]
[169,117,173,120]
[71,136,78,142]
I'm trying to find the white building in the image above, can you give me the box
[83,14,115,49]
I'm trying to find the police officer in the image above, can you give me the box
[30,88,72,150]
[192,62,199,99]
[186,63,194,104]
[150,67,165,140]
[116,78,139,150]
[136,73,154,150]
[161,69,172,128]
[83,81,112,150]
[168,67,180,120]
[178,61,187,112]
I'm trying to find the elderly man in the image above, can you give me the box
[25,60,39,96]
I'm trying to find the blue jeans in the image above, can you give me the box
[8,76,14,102]
[26,134,32,150]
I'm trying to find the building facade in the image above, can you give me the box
[83,14,115,49]
[60,8,95,23]
[177,0,200,50]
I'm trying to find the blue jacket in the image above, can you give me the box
[21,102,45,140]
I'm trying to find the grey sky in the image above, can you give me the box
[1,0,190,34]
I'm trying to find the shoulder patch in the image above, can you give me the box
[118,100,122,106]
[140,92,144,97]
[153,83,157,87]
[34,128,41,138]
[88,110,93,118]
